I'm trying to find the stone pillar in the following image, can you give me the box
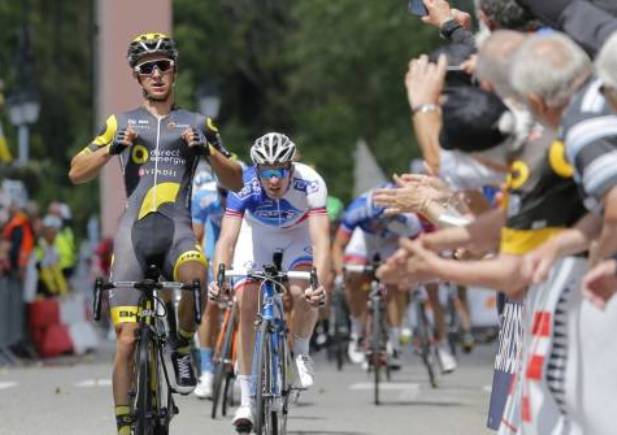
[96,0,172,237]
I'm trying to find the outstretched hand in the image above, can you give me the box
[582,258,617,310]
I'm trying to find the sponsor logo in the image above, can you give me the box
[168,121,191,130]
[293,178,308,192]
[131,144,149,165]
[117,310,137,320]
[139,168,177,177]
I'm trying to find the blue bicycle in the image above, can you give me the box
[217,252,317,435]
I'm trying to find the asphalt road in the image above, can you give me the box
[0,341,498,435]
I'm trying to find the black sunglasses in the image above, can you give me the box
[134,59,174,76]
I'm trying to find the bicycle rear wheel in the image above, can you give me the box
[211,305,236,419]
[133,327,155,435]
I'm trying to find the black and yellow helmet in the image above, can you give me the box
[127,32,178,68]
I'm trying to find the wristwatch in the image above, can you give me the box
[439,19,462,39]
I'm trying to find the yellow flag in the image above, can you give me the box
[0,122,12,163]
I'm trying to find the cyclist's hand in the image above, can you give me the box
[208,281,225,301]
[109,126,137,155]
[305,285,326,307]
[182,128,209,154]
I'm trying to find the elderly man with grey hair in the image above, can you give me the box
[513,32,617,435]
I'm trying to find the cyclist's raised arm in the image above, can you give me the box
[69,115,119,184]
[199,116,243,192]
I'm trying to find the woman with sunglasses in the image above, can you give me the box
[209,132,330,433]
[68,32,243,435]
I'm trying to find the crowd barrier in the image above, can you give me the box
[0,275,25,364]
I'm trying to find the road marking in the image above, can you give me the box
[75,379,112,387]
[349,382,421,391]
[0,381,18,390]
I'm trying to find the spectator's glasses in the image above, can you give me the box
[258,167,290,180]
[134,59,174,76]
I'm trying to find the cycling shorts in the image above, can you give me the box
[343,227,399,265]
[232,219,313,288]
[109,208,206,325]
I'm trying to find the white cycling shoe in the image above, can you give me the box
[347,334,365,365]
[437,345,457,374]
[193,371,213,399]
[295,354,316,389]
[233,405,254,433]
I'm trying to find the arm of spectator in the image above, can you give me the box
[422,0,476,47]
[422,207,505,254]
[405,55,447,173]
[591,186,617,266]
[517,0,617,56]
[378,237,527,296]
[522,212,601,284]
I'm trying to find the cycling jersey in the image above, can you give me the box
[225,163,328,228]
[81,106,230,324]
[226,162,328,278]
[339,187,424,239]
[192,180,224,259]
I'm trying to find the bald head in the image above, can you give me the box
[511,33,591,109]
[476,30,528,99]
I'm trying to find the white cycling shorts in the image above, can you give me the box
[343,227,399,265]
[232,218,313,287]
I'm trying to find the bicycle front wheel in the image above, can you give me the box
[415,300,438,389]
[133,327,155,435]
[211,305,237,419]
[254,320,279,435]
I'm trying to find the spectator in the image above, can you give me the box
[31,214,69,297]
[48,201,77,278]
[1,201,35,278]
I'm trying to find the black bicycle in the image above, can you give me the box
[93,265,202,435]
[327,277,350,371]
[344,254,390,405]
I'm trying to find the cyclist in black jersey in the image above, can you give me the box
[69,32,243,435]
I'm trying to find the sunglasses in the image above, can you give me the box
[134,59,174,76]
[258,167,290,180]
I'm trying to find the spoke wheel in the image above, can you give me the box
[133,327,155,435]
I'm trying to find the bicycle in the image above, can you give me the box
[92,264,202,435]
[210,271,238,419]
[217,252,317,435]
[344,254,390,405]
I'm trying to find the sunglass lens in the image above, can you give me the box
[138,60,172,75]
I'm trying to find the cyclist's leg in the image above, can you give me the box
[165,223,208,392]
[454,285,475,351]
[108,222,143,435]
[343,228,371,363]
[379,238,405,359]
[427,283,457,372]
[286,238,319,388]
[195,287,220,398]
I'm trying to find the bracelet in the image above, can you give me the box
[412,103,440,115]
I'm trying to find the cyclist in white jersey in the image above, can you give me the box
[210,132,330,432]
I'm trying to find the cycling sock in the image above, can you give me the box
[176,328,194,354]
[350,316,363,337]
[237,374,252,407]
[199,347,214,373]
[115,405,131,435]
[292,336,310,356]
[389,327,402,351]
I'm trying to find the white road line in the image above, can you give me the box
[75,379,112,387]
[0,381,18,390]
[349,382,421,391]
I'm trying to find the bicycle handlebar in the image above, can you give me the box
[92,277,202,324]
[343,264,375,274]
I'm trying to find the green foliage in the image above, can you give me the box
[174,0,441,201]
